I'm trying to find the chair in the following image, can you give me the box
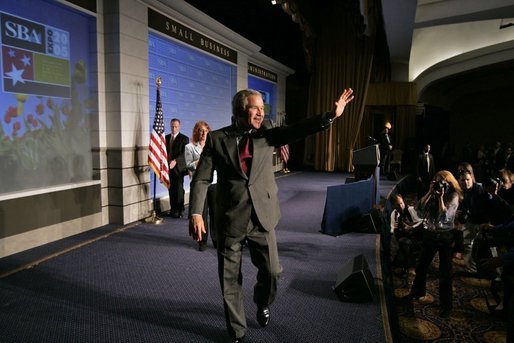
[389,149,403,173]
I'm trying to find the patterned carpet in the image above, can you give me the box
[393,257,508,342]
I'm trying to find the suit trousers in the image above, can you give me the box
[218,218,282,339]
[201,184,217,245]
[168,172,185,216]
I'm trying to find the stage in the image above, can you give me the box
[0,171,395,342]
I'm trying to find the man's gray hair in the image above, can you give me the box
[232,89,263,118]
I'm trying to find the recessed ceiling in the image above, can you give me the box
[183,0,514,109]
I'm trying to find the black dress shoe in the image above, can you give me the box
[231,336,244,343]
[256,306,270,327]
[198,242,207,251]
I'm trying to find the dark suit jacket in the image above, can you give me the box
[416,152,435,181]
[166,132,189,176]
[190,114,333,236]
[379,131,392,154]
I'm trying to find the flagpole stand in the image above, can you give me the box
[145,209,164,224]
[145,175,165,225]
[145,75,168,225]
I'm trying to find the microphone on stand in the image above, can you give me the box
[367,136,378,143]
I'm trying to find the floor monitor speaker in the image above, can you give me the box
[333,254,374,303]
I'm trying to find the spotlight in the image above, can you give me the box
[271,0,277,4]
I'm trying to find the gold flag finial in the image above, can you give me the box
[156,75,162,88]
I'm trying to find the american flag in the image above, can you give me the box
[148,83,170,189]
[280,144,289,164]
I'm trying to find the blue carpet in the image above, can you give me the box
[0,171,391,342]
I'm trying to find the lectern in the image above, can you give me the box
[352,144,380,205]
[352,144,379,180]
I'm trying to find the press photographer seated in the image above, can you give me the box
[473,221,514,280]
[473,220,514,333]
[389,194,423,274]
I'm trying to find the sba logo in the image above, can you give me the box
[1,12,45,53]
[4,21,42,44]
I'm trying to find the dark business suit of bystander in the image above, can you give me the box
[166,131,189,217]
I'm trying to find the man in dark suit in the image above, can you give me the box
[166,118,189,218]
[379,122,393,174]
[416,143,435,199]
[189,88,354,342]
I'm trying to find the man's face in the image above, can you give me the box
[244,95,264,130]
[459,173,473,190]
[397,197,405,210]
[171,120,180,135]
[424,145,431,153]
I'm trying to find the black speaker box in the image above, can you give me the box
[333,254,374,303]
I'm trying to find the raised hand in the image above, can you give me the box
[333,88,354,118]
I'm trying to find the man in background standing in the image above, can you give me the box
[416,143,435,200]
[166,118,189,218]
[379,122,393,174]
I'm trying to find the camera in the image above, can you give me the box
[483,177,504,188]
[394,211,405,229]
[433,180,450,193]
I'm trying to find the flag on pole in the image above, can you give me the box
[280,144,290,173]
[148,79,170,189]
[280,144,289,164]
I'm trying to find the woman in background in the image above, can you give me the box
[185,121,217,251]
[404,170,463,318]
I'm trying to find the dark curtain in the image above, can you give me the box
[281,0,390,171]
[303,1,375,171]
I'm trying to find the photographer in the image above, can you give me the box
[498,169,514,209]
[475,220,514,341]
[455,166,489,275]
[403,170,463,318]
[483,175,513,226]
[390,194,423,275]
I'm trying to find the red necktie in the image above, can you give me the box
[239,135,252,175]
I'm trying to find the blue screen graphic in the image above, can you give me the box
[148,32,237,199]
[0,0,97,195]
